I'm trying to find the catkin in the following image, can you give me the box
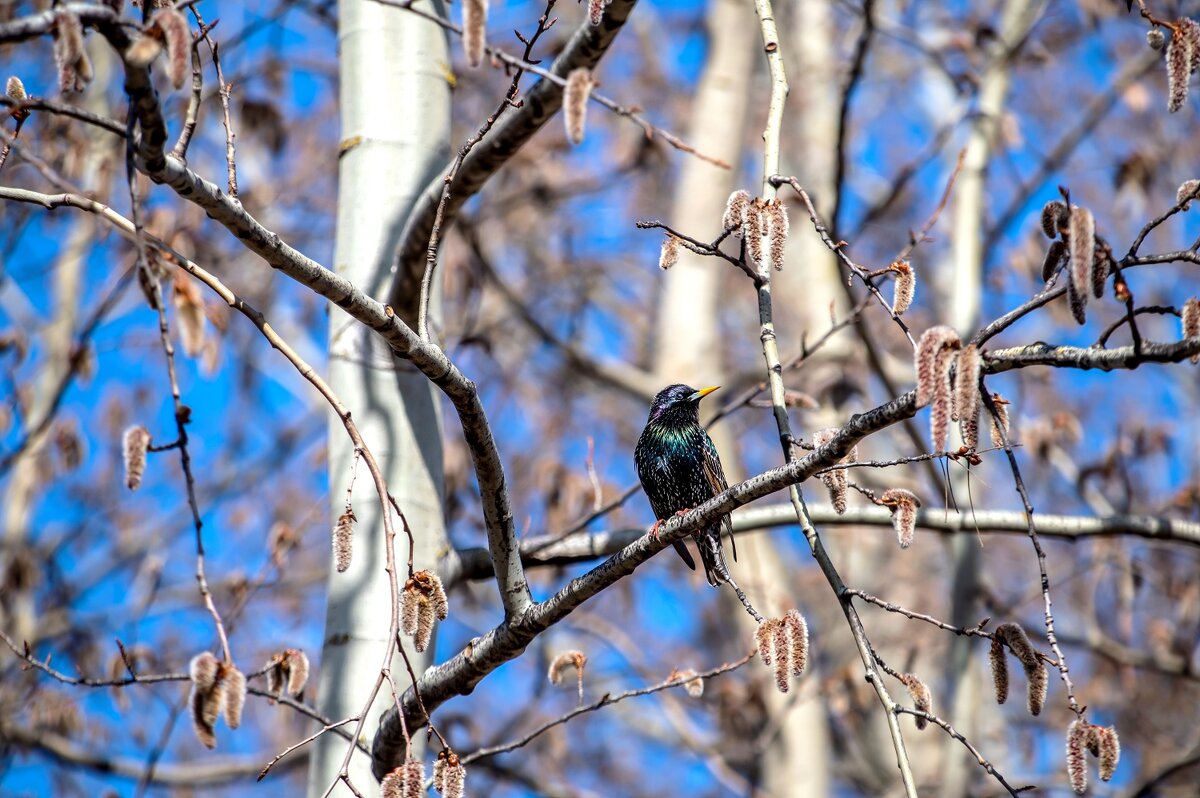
[891,260,915,315]
[462,0,487,68]
[1167,22,1194,112]
[1067,206,1095,323]
[1066,719,1089,794]
[333,508,354,572]
[563,68,593,145]
[723,190,750,236]
[1182,297,1200,364]
[880,488,920,549]
[659,235,680,270]
[123,426,152,490]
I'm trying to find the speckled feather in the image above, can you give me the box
[635,384,735,586]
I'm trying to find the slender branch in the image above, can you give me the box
[258,716,359,782]
[460,651,754,765]
[189,7,238,196]
[893,708,1033,795]
[984,391,1081,717]
[830,0,875,234]
[0,96,126,137]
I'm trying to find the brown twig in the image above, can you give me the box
[460,650,755,765]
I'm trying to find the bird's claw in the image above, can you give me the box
[649,509,693,539]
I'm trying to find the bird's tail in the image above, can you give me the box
[697,527,730,587]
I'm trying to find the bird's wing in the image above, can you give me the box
[701,431,737,563]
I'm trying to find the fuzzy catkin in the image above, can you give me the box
[462,0,487,68]
[891,261,915,315]
[1097,725,1120,781]
[723,190,750,235]
[659,234,680,270]
[1041,200,1067,238]
[914,326,960,407]
[1167,22,1194,112]
[765,200,789,271]
[1068,206,1095,321]
[333,508,354,572]
[154,8,191,89]
[755,618,776,667]
[1066,719,1089,794]
[989,637,1009,704]
[587,0,606,26]
[123,426,152,490]
[563,68,593,145]
[223,666,246,729]
[902,673,932,729]
[812,428,847,513]
[1182,297,1200,364]
[1041,239,1066,282]
[784,609,808,677]
[53,9,89,94]
[955,345,981,447]
[1025,660,1048,716]
[5,76,26,102]
[881,488,920,549]
[289,649,309,695]
[173,277,206,357]
[989,393,1011,448]
[770,616,790,692]
[1178,179,1200,209]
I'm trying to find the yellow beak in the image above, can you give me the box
[690,386,720,402]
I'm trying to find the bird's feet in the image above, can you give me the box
[648,509,693,539]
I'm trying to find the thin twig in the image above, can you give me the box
[983,390,1081,717]
[418,0,558,341]
[460,651,755,765]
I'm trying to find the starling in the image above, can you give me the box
[635,384,736,586]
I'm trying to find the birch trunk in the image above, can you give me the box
[653,0,829,793]
[940,3,1044,794]
[307,1,450,794]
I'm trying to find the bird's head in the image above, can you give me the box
[647,384,720,423]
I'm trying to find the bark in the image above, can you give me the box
[306,1,451,795]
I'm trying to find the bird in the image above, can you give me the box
[635,384,736,586]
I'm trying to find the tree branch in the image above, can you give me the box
[450,504,1200,581]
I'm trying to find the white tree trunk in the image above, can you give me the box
[307,1,450,795]
[654,0,830,793]
[940,3,1044,794]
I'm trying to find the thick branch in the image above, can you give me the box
[384,0,638,319]
[987,339,1200,372]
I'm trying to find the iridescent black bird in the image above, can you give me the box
[635,384,736,586]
